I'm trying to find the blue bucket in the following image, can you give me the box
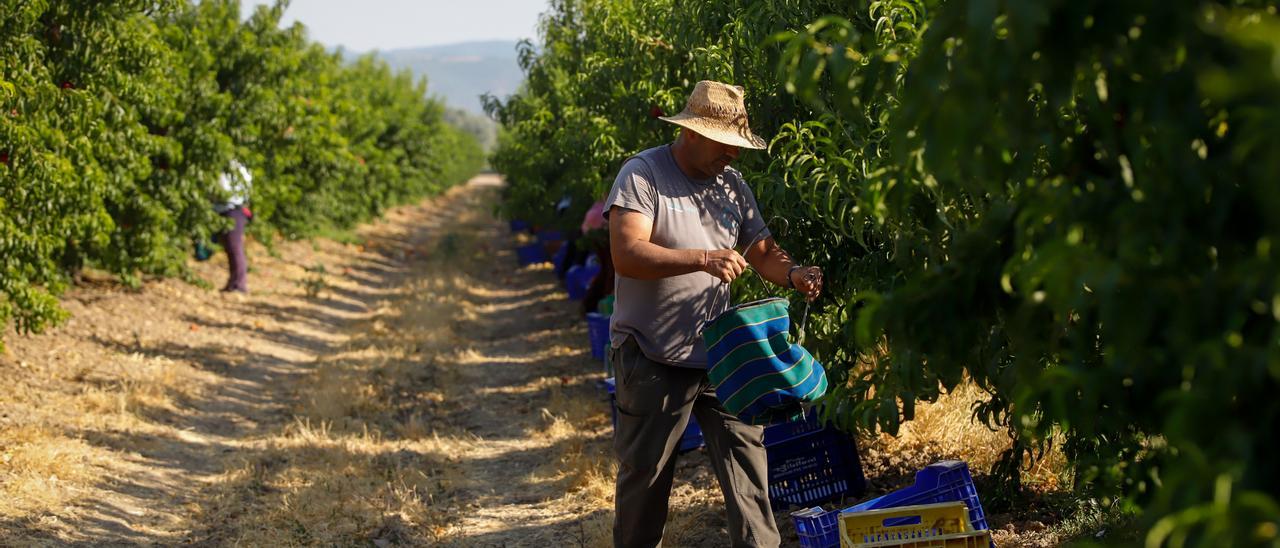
[603,378,703,453]
[552,244,570,276]
[516,243,547,265]
[566,263,600,300]
[586,312,610,360]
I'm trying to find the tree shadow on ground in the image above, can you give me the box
[0,198,449,546]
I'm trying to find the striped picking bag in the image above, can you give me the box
[702,297,828,425]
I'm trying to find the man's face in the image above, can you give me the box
[687,131,740,178]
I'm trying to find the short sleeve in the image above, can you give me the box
[734,173,770,250]
[604,158,658,220]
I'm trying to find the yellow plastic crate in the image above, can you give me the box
[851,530,993,548]
[839,501,979,547]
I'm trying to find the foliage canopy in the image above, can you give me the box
[488,0,1280,544]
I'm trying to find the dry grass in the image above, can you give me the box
[863,382,1069,492]
[187,190,494,545]
[76,353,203,419]
[529,384,617,546]
[534,384,614,491]
[0,426,103,520]
[0,330,213,544]
[193,418,466,546]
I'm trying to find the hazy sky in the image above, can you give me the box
[241,0,548,51]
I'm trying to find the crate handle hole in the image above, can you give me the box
[883,515,923,527]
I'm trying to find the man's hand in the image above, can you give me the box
[789,266,823,301]
[703,249,748,284]
[611,207,740,280]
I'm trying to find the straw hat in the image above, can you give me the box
[659,80,767,150]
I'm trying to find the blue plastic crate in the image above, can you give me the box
[790,506,840,548]
[602,378,702,453]
[763,411,826,448]
[509,219,531,233]
[566,262,600,300]
[850,460,990,533]
[586,312,610,361]
[788,460,993,548]
[516,242,547,265]
[564,264,583,297]
[678,417,704,453]
[536,229,565,243]
[767,427,866,511]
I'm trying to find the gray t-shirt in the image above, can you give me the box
[605,144,768,368]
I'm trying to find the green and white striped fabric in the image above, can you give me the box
[702,297,828,425]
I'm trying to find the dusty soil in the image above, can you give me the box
[1,174,1086,547]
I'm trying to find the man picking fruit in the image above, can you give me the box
[605,80,823,548]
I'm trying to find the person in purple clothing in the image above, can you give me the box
[214,160,253,293]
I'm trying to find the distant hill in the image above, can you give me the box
[375,40,525,116]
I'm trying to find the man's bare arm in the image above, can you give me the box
[743,237,793,286]
[745,236,824,300]
[609,206,748,283]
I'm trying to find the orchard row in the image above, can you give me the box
[0,1,484,344]
[487,0,1280,544]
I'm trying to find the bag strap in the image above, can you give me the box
[708,217,811,342]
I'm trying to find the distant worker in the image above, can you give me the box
[214,160,253,293]
[605,81,823,547]
[581,199,613,315]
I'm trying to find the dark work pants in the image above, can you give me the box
[218,208,248,292]
[611,336,779,548]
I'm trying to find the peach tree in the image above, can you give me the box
[0,0,482,349]
[489,0,1280,543]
